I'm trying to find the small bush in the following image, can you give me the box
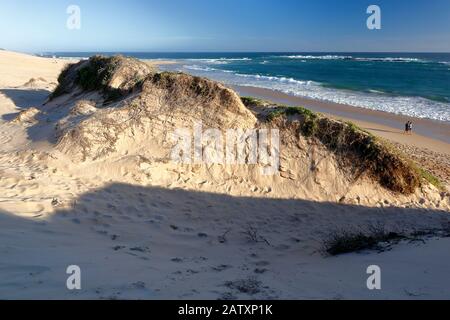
[267,106,318,137]
[241,96,266,107]
[324,222,450,256]
[76,55,121,91]
[417,168,443,190]
[323,226,406,256]
[50,56,121,100]
[50,63,73,98]
[51,55,149,103]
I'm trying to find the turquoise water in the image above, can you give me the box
[49,52,450,122]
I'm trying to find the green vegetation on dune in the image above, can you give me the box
[241,96,266,107]
[50,58,442,196]
[416,167,443,190]
[267,106,318,137]
[77,56,117,91]
[75,56,128,102]
[50,56,122,100]
[242,95,441,194]
[344,120,374,137]
[50,55,148,102]
[50,64,72,98]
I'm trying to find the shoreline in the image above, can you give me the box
[1,50,448,154]
[233,85,450,154]
[38,54,449,146]
[1,50,450,299]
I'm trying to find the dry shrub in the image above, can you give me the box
[268,107,422,194]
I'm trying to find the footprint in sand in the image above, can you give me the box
[211,265,233,272]
[253,261,270,267]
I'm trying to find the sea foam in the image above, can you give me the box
[281,55,426,63]
[168,64,450,122]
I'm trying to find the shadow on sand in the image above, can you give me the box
[0,183,449,299]
[0,88,51,121]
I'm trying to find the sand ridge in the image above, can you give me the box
[1,50,450,299]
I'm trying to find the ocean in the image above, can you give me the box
[46,52,450,123]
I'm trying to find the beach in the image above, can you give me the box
[235,85,450,148]
[234,85,450,187]
[1,50,450,299]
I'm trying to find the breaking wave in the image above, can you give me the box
[280,55,427,63]
[167,64,450,122]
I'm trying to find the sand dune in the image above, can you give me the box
[2,184,450,299]
[0,50,68,88]
[0,50,449,299]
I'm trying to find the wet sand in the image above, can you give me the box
[234,85,450,155]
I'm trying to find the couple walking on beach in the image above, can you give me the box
[405,121,413,135]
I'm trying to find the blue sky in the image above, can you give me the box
[0,0,449,52]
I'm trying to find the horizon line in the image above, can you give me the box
[33,50,450,54]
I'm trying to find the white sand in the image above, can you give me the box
[1,50,450,299]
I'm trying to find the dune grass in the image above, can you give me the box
[241,96,266,107]
[324,222,450,256]
[267,106,318,137]
[417,168,443,190]
[241,96,441,194]
[323,227,406,255]
[50,64,73,98]
[51,55,144,103]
